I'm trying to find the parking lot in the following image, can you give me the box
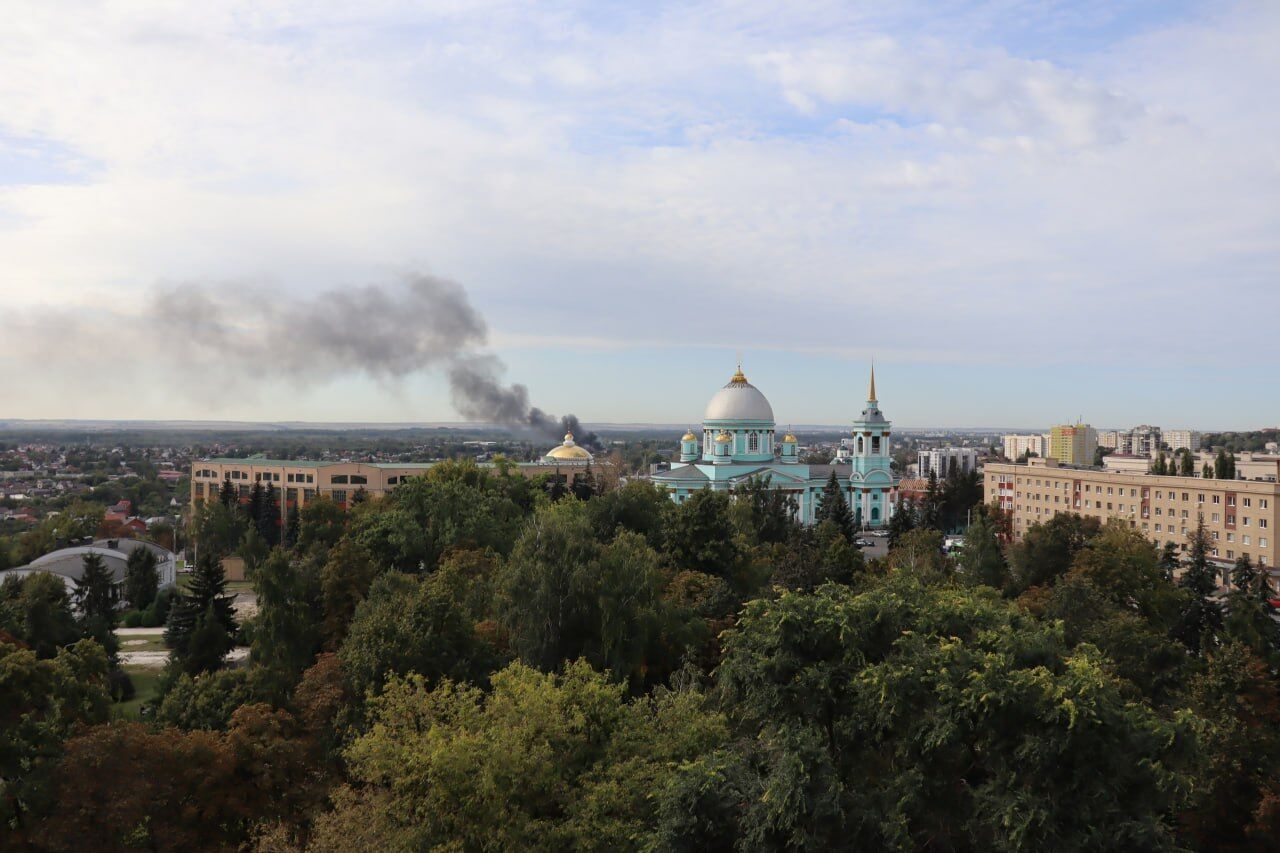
[855,532,891,561]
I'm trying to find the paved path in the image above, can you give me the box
[118,645,249,669]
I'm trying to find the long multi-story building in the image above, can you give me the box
[985,456,1277,568]
[1049,423,1097,466]
[918,447,979,480]
[192,432,612,511]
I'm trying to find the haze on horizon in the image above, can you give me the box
[0,1,1276,431]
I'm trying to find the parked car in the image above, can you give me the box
[855,538,874,548]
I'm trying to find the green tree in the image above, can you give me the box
[256,482,280,546]
[1006,513,1101,595]
[1159,541,1181,583]
[1231,553,1257,593]
[0,573,81,659]
[73,553,118,648]
[181,602,232,676]
[156,668,257,730]
[771,520,867,592]
[0,640,111,838]
[885,528,948,583]
[731,475,800,545]
[188,498,247,562]
[345,463,526,573]
[246,481,265,528]
[123,546,159,611]
[283,503,300,549]
[886,496,916,548]
[814,471,855,540]
[710,578,1196,850]
[1173,518,1224,654]
[1202,463,1213,479]
[251,549,321,699]
[499,501,670,684]
[218,477,236,509]
[664,489,743,584]
[329,661,728,851]
[165,551,237,659]
[585,478,670,549]
[1180,643,1280,847]
[340,569,499,701]
[1179,448,1195,477]
[320,537,382,648]
[1151,452,1168,475]
[297,495,347,553]
[958,510,1007,590]
[919,470,943,531]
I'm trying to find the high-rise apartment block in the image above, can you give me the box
[1050,423,1097,466]
[1002,433,1049,460]
[917,447,980,480]
[1164,429,1202,452]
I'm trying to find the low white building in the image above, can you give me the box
[0,538,176,606]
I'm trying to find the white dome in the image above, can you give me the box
[703,370,775,423]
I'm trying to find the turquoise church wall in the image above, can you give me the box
[652,365,898,527]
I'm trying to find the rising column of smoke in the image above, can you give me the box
[3,273,599,447]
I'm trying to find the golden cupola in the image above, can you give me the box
[544,431,593,462]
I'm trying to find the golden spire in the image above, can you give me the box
[868,360,877,403]
[730,354,747,384]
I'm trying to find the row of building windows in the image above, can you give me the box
[1013,477,1270,510]
[330,474,367,485]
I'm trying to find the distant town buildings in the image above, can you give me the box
[917,447,979,480]
[1049,423,1097,466]
[986,456,1277,568]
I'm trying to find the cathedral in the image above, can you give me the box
[650,365,897,527]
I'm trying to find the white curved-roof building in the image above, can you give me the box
[0,538,176,604]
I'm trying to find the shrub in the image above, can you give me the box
[122,611,143,628]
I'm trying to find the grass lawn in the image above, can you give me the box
[114,666,164,720]
[118,634,168,652]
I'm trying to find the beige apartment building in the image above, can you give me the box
[193,442,614,513]
[986,457,1278,568]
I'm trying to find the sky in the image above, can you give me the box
[0,0,1276,430]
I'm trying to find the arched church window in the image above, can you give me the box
[857,436,864,453]
[872,436,881,453]
[748,432,759,452]
[871,507,880,521]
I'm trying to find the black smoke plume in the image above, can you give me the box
[5,273,598,446]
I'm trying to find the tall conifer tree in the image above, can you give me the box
[815,471,855,540]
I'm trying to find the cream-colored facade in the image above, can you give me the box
[192,451,614,512]
[1049,423,1097,466]
[986,457,1279,567]
[1002,433,1050,460]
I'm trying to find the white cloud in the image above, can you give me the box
[0,1,1275,422]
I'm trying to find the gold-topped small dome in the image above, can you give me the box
[781,432,797,443]
[729,365,748,384]
[681,430,698,441]
[714,430,732,443]
[544,430,593,461]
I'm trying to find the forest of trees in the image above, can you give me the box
[4,461,1280,850]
